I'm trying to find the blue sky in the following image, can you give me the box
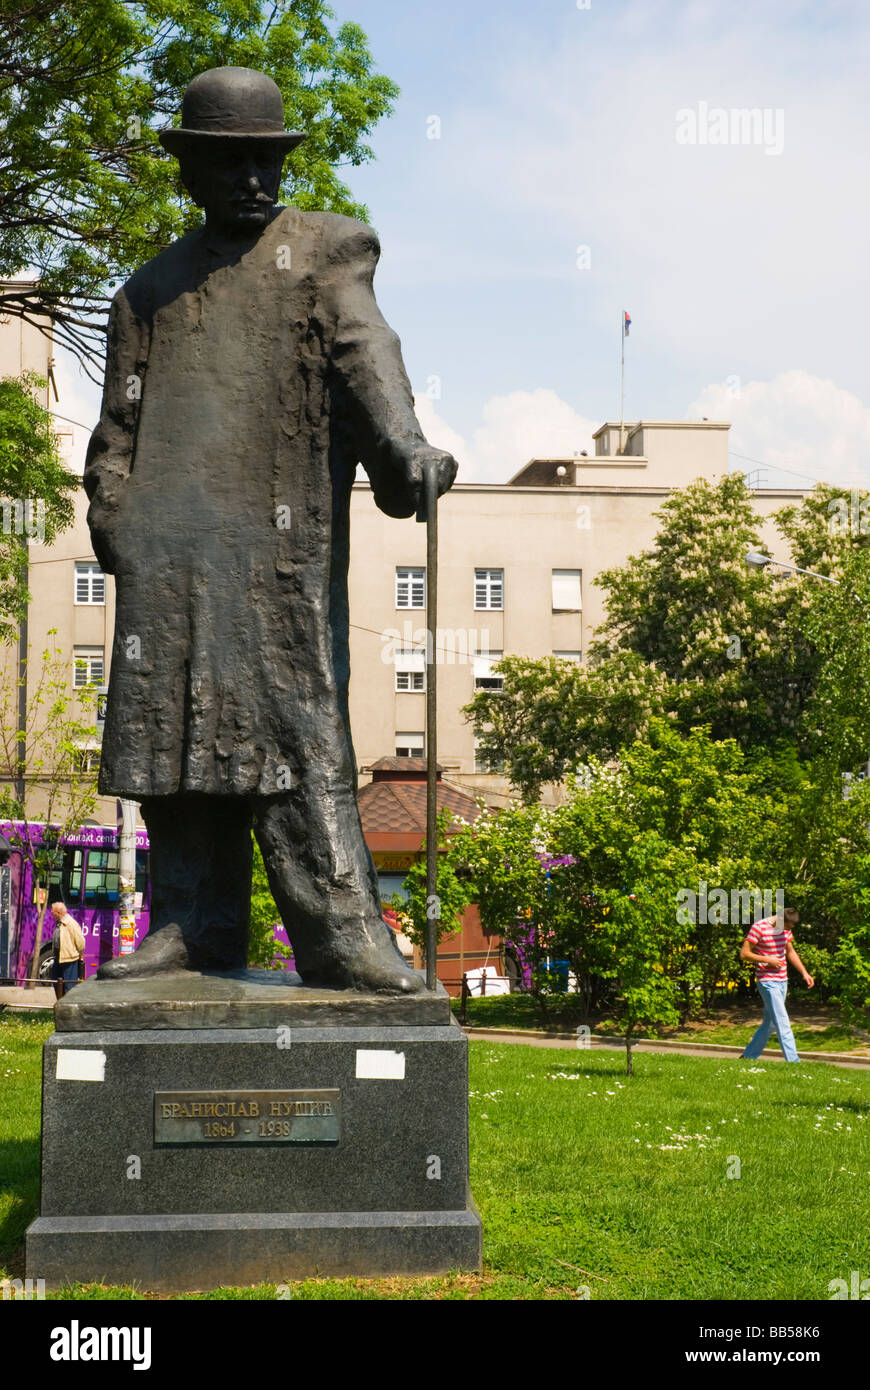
[57,0,870,490]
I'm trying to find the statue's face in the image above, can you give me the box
[181,141,285,235]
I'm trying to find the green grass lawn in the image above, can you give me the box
[454,992,870,1053]
[2,1011,869,1299]
[0,1011,50,1272]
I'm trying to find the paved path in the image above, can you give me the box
[0,985,55,1010]
[464,1027,870,1070]
[4,990,868,1071]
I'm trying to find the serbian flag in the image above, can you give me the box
[624,310,631,338]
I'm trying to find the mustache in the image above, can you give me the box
[231,192,275,205]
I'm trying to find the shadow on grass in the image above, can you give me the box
[770,1097,868,1116]
[0,1135,40,1272]
[496,1054,678,1080]
[791,1025,864,1049]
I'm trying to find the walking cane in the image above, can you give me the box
[416,460,440,991]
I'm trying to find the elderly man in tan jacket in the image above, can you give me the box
[51,901,85,998]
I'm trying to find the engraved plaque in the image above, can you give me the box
[154,1089,340,1145]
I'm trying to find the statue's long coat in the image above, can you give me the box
[85,207,425,799]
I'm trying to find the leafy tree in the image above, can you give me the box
[0,634,98,981]
[444,722,806,1028]
[775,774,870,1002]
[591,472,815,750]
[465,651,670,803]
[794,546,870,774]
[587,861,684,1077]
[389,810,473,951]
[776,483,870,572]
[246,837,290,968]
[439,761,693,1054]
[546,725,782,1020]
[0,0,399,376]
[440,801,564,1016]
[827,919,870,1023]
[0,373,78,640]
[762,484,870,777]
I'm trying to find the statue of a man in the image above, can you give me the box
[85,67,456,993]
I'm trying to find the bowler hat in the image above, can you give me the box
[159,67,305,155]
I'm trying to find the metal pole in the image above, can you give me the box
[417,462,440,991]
[619,312,625,455]
[15,555,27,807]
[118,798,138,955]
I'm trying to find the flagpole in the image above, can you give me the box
[619,310,625,455]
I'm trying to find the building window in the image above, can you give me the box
[395,649,426,692]
[474,568,503,610]
[553,650,582,663]
[552,569,582,612]
[396,731,424,758]
[474,739,505,774]
[74,744,101,774]
[73,647,104,688]
[396,567,425,609]
[74,562,105,605]
[473,651,504,691]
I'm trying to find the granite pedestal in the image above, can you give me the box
[26,971,481,1292]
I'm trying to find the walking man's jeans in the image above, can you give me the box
[741,980,799,1062]
[53,958,79,999]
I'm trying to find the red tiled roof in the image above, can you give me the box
[358,778,479,837]
[365,757,444,777]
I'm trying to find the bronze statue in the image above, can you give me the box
[85,66,456,993]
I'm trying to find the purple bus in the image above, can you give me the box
[0,821,151,983]
[0,820,298,984]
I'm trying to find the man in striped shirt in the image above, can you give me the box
[739,908,814,1062]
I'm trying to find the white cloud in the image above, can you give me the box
[689,370,870,489]
[414,388,597,484]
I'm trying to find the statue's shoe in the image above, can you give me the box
[296,931,426,995]
[96,923,192,980]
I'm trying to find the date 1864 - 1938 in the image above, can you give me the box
[153,1089,340,1146]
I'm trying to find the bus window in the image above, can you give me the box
[60,848,80,905]
[135,850,148,898]
[35,851,77,907]
[84,849,120,907]
[32,864,63,905]
[69,849,84,902]
[47,862,64,906]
